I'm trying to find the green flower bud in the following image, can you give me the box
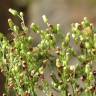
[56,58,61,68]
[85,42,91,49]
[69,65,76,72]
[81,17,90,28]
[72,33,75,38]
[50,40,55,48]
[42,15,48,23]
[13,25,19,33]
[88,72,94,81]
[21,22,28,32]
[20,12,23,18]
[74,23,80,30]
[65,33,70,45]
[83,17,90,27]
[81,21,84,26]
[30,23,39,32]
[27,52,31,55]
[85,64,91,74]
[20,43,25,50]
[78,55,86,62]
[8,78,13,82]
[82,27,92,36]
[51,81,57,87]
[56,24,60,32]
[14,66,18,71]
[58,85,62,90]
[9,8,18,16]
[39,67,44,75]
[79,35,84,41]
[11,66,18,72]
[62,60,68,66]
[28,36,32,42]
[8,18,14,29]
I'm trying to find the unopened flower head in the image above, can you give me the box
[42,15,48,23]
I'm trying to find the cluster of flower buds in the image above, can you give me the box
[0,9,96,96]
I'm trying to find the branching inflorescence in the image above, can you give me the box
[0,9,96,96]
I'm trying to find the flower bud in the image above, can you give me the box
[65,32,70,45]
[39,67,44,75]
[13,25,19,33]
[8,18,14,29]
[85,64,90,74]
[88,72,93,80]
[56,58,61,68]
[20,12,23,18]
[9,8,18,16]
[42,15,48,23]
[51,81,57,88]
[82,27,92,36]
[56,24,60,32]
[58,85,62,90]
[83,17,90,27]
[69,65,76,72]
[85,42,91,49]
[27,52,31,55]
[75,23,80,30]
[30,23,39,32]
[78,55,86,61]
[28,36,32,42]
